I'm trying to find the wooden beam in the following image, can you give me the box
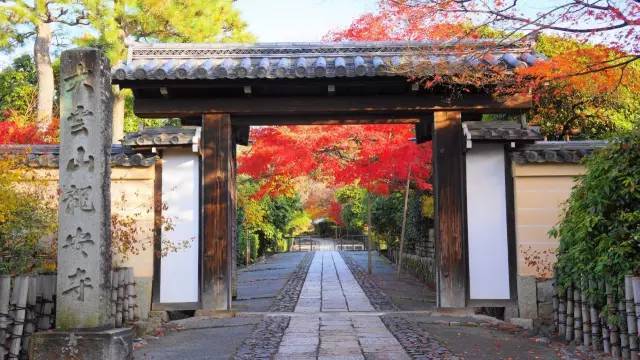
[433,111,467,308]
[202,113,233,310]
[415,116,433,144]
[134,94,531,118]
[231,114,422,126]
[461,112,483,122]
[233,125,250,146]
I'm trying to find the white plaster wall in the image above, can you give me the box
[160,149,200,304]
[465,143,511,300]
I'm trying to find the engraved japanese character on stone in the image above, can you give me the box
[61,185,95,214]
[62,268,93,301]
[67,147,95,172]
[64,62,94,94]
[63,227,94,257]
[67,105,94,135]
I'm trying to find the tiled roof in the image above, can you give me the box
[0,145,157,168]
[121,127,198,147]
[464,121,542,141]
[112,41,544,81]
[512,141,607,164]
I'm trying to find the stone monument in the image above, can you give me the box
[29,49,133,359]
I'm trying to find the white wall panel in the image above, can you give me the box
[465,143,511,300]
[160,149,200,303]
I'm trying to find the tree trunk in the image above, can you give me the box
[112,87,126,143]
[34,22,54,132]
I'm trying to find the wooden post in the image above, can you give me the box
[566,285,574,342]
[581,281,591,347]
[111,270,118,328]
[591,288,602,352]
[608,282,621,357]
[553,275,559,330]
[120,268,128,324]
[433,111,466,308]
[397,166,411,278]
[574,286,583,345]
[0,275,11,359]
[619,286,630,360]
[367,193,372,275]
[37,274,55,331]
[625,276,639,360]
[115,269,123,327]
[202,113,234,311]
[126,268,135,322]
[21,276,38,357]
[634,277,640,349]
[9,275,29,359]
[604,310,612,354]
[558,288,566,336]
[230,133,238,300]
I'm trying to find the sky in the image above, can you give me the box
[0,0,631,67]
[0,0,378,68]
[235,0,378,42]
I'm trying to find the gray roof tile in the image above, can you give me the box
[0,145,156,168]
[112,41,543,81]
[121,127,198,147]
[464,121,543,141]
[512,141,607,164]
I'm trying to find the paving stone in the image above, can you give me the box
[272,252,412,359]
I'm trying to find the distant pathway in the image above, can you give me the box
[275,251,410,359]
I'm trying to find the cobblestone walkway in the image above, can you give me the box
[275,251,410,359]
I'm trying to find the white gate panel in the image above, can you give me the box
[465,143,511,300]
[160,149,199,303]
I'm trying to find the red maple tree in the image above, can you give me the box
[238,125,432,198]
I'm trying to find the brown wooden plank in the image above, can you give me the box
[202,113,233,310]
[415,116,433,144]
[181,114,421,127]
[134,94,532,118]
[231,114,422,126]
[433,111,467,308]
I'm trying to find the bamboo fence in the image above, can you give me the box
[0,267,138,360]
[553,275,640,360]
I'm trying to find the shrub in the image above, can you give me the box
[551,130,640,291]
[0,158,57,275]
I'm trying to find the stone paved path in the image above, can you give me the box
[137,248,585,360]
[275,251,410,359]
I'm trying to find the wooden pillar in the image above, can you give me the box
[202,113,234,310]
[433,111,467,308]
[231,126,240,300]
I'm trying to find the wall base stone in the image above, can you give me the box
[517,275,538,319]
[29,328,133,360]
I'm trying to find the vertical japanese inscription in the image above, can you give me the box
[56,49,113,330]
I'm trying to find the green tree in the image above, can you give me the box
[0,0,89,131]
[78,0,255,140]
[237,175,310,259]
[335,185,367,233]
[0,55,38,124]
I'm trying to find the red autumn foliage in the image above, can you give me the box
[237,125,432,197]
[0,119,59,144]
[407,0,640,56]
[325,1,480,41]
[328,200,343,225]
